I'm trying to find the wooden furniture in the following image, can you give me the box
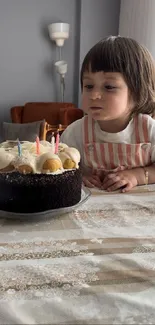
[43,123,67,141]
[11,102,83,140]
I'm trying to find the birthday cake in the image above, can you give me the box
[0,139,82,213]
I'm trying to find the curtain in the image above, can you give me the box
[119,0,155,57]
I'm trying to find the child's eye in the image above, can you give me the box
[84,85,93,90]
[105,85,116,90]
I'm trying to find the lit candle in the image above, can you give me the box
[55,129,60,154]
[36,136,40,155]
[51,132,55,154]
[17,139,22,157]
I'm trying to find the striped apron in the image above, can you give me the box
[83,114,152,173]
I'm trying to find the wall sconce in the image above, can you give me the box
[48,22,70,102]
[48,22,70,47]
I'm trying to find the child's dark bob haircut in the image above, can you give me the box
[80,36,155,116]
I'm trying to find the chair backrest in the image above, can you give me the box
[21,102,76,124]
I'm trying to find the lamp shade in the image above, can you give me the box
[48,22,70,46]
[55,60,67,75]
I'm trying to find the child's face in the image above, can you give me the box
[82,71,133,121]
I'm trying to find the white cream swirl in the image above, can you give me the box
[0,148,15,169]
[59,147,80,168]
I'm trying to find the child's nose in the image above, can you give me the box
[90,91,102,100]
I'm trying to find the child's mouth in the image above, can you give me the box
[90,107,102,111]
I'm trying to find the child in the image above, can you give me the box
[61,36,155,192]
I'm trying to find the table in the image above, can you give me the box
[0,185,155,324]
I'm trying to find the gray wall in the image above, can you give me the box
[0,0,120,125]
[79,0,121,66]
[78,0,121,104]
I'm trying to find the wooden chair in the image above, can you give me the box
[43,123,67,140]
[11,102,84,140]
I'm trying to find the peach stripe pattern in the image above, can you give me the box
[83,115,151,172]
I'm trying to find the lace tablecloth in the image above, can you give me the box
[0,185,155,324]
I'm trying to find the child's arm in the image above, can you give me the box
[60,119,82,151]
[61,119,98,184]
[101,166,154,192]
[61,119,104,189]
[135,165,155,185]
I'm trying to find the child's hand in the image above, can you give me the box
[102,169,138,192]
[83,174,102,188]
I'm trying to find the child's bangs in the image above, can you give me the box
[81,40,124,76]
[83,44,122,72]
